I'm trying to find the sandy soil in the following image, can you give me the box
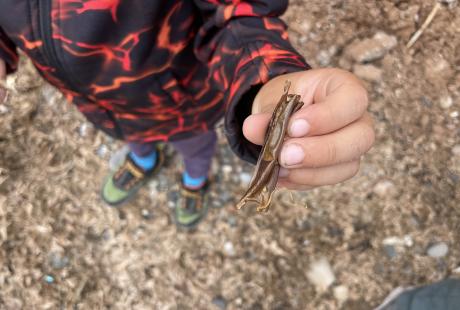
[0,1,459,309]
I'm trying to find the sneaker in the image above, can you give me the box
[174,181,210,229]
[101,146,164,206]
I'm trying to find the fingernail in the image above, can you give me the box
[279,167,289,177]
[281,144,304,166]
[290,119,310,137]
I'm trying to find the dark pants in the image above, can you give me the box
[128,131,217,178]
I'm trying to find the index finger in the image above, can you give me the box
[288,78,368,138]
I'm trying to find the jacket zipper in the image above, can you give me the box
[37,0,125,139]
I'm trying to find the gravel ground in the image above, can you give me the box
[0,1,459,309]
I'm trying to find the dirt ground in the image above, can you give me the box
[0,1,459,309]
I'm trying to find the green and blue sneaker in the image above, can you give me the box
[101,146,164,206]
[174,181,210,229]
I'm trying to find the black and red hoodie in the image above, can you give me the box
[0,0,309,163]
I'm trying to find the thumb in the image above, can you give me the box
[242,71,317,145]
[242,112,271,145]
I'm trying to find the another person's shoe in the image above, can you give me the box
[174,180,210,229]
[101,146,164,206]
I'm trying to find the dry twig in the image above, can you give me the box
[406,2,442,48]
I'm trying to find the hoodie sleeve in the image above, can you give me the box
[193,0,310,164]
[0,28,18,74]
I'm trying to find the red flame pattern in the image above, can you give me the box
[0,1,309,160]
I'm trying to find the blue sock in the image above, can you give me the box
[130,150,157,171]
[182,171,206,189]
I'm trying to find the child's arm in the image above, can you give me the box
[193,1,374,190]
[193,0,309,162]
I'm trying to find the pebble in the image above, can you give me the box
[141,209,154,220]
[0,104,9,114]
[404,235,414,247]
[78,123,89,137]
[96,144,109,158]
[353,64,383,82]
[345,31,397,63]
[49,252,69,269]
[223,241,236,256]
[167,191,179,209]
[222,165,232,176]
[227,216,237,227]
[427,242,449,258]
[438,0,458,8]
[439,96,453,109]
[373,180,396,198]
[333,285,349,303]
[317,50,332,66]
[306,258,335,291]
[382,235,413,247]
[452,145,460,156]
[383,245,397,259]
[450,111,459,118]
[239,172,252,186]
[212,296,227,310]
[44,275,55,284]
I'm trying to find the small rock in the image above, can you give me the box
[227,216,237,227]
[0,104,9,114]
[452,145,460,156]
[420,96,433,108]
[78,123,88,137]
[49,252,69,269]
[453,266,460,273]
[223,241,235,256]
[427,242,449,258]
[382,235,413,248]
[222,165,232,176]
[438,0,458,8]
[333,285,349,303]
[109,145,130,170]
[44,275,55,284]
[383,245,397,259]
[167,191,179,209]
[450,111,459,118]
[212,296,227,310]
[317,50,332,66]
[439,96,453,109]
[373,180,396,198]
[239,172,252,187]
[306,258,335,292]
[96,144,109,158]
[346,31,397,63]
[141,209,154,220]
[404,235,414,247]
[353,64,383,82]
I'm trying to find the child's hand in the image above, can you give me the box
[243,68,374,190]
[0,59,6,103]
